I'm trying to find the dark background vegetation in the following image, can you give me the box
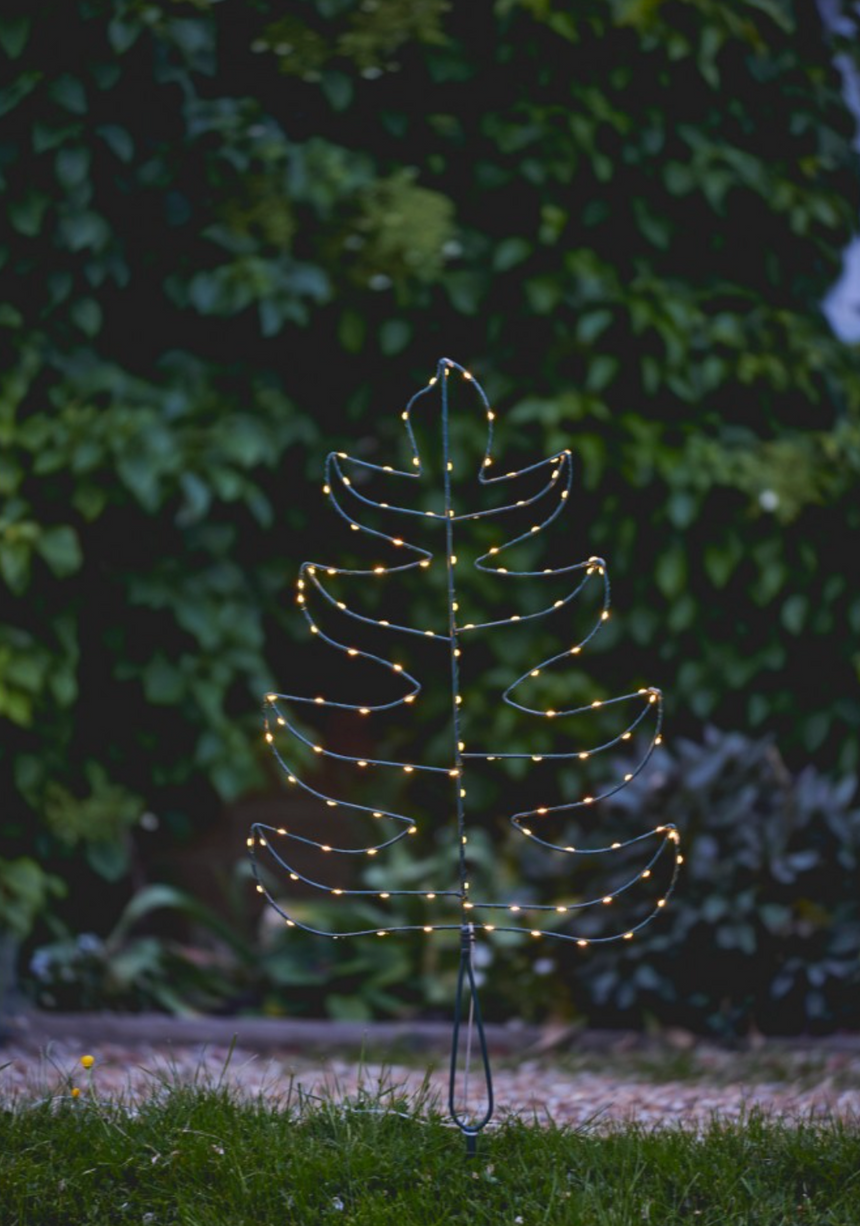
[1,0,859,1035]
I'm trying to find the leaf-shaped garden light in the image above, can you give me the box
[249,357,681,1147]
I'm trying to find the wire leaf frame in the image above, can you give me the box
[249,356,681,1140]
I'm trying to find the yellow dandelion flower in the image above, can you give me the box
[80,1054,95,1069]
[71,1087,80,1098]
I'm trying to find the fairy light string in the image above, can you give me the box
[249,356,681,1136]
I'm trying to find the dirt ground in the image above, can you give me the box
[3,1015,860,1129]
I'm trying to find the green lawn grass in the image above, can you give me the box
[1,1077,858,1226]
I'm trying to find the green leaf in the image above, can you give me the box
[70,297,102,338]
[36,525,83,577]
[91,61,122,92]
[3,649,47,693]
[48,74,86,114]
[72,484,107,521]
[667,592,696,631]
[7,191,49,237]
[655,546,687,600]
[781,593,808,635]
[666,490,697,529]
[49,669,77,706]
[0,16,31,59]
[55,145,91,189]
[210,758,251,802]
[32,120,80,153]
[338,309,366,354]
[107,937,163,985]
[703,542,740,588]
[0,685,31,725]
[14,753,45,799]
[326,993,373,1021]
[143,656,185,704]
[803,710,830,752]
[46,269,74,307]
[641,355,661,394]
[525,276,562,314]
[186,269,224,313]
[664,161,693,195]
[0,304,22,329]
[444,271,484,314]
[0,857,64,939]
[107,17,141,54]
[86,840,130,883]
[577,309,612,345]
[585,354,618,393]
[117,455,160,509]
[178,472,211,523]
[60,210,110,252]
[98,124,134,162]
[0,70,40,116]
[263,953,326,987]
[0,540,31,594]
[109,884,252,960]
[697,24,722,88]
[379,318,411,355]
[258,299,284,337]
[492,237,531,272]
[320,70,353,111]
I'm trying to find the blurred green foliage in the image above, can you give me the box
[1,0,859,1027]
[25,729,860,1035]
[581,728,860,1035]
[0,857,65,943]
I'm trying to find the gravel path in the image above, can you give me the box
[2,1038,859,1129]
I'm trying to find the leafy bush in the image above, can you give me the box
[22,725,860,1035]
[28,884,257,1014]
[577,728,860,1035]
[1,0,859,1011]
[0,858,65,943]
